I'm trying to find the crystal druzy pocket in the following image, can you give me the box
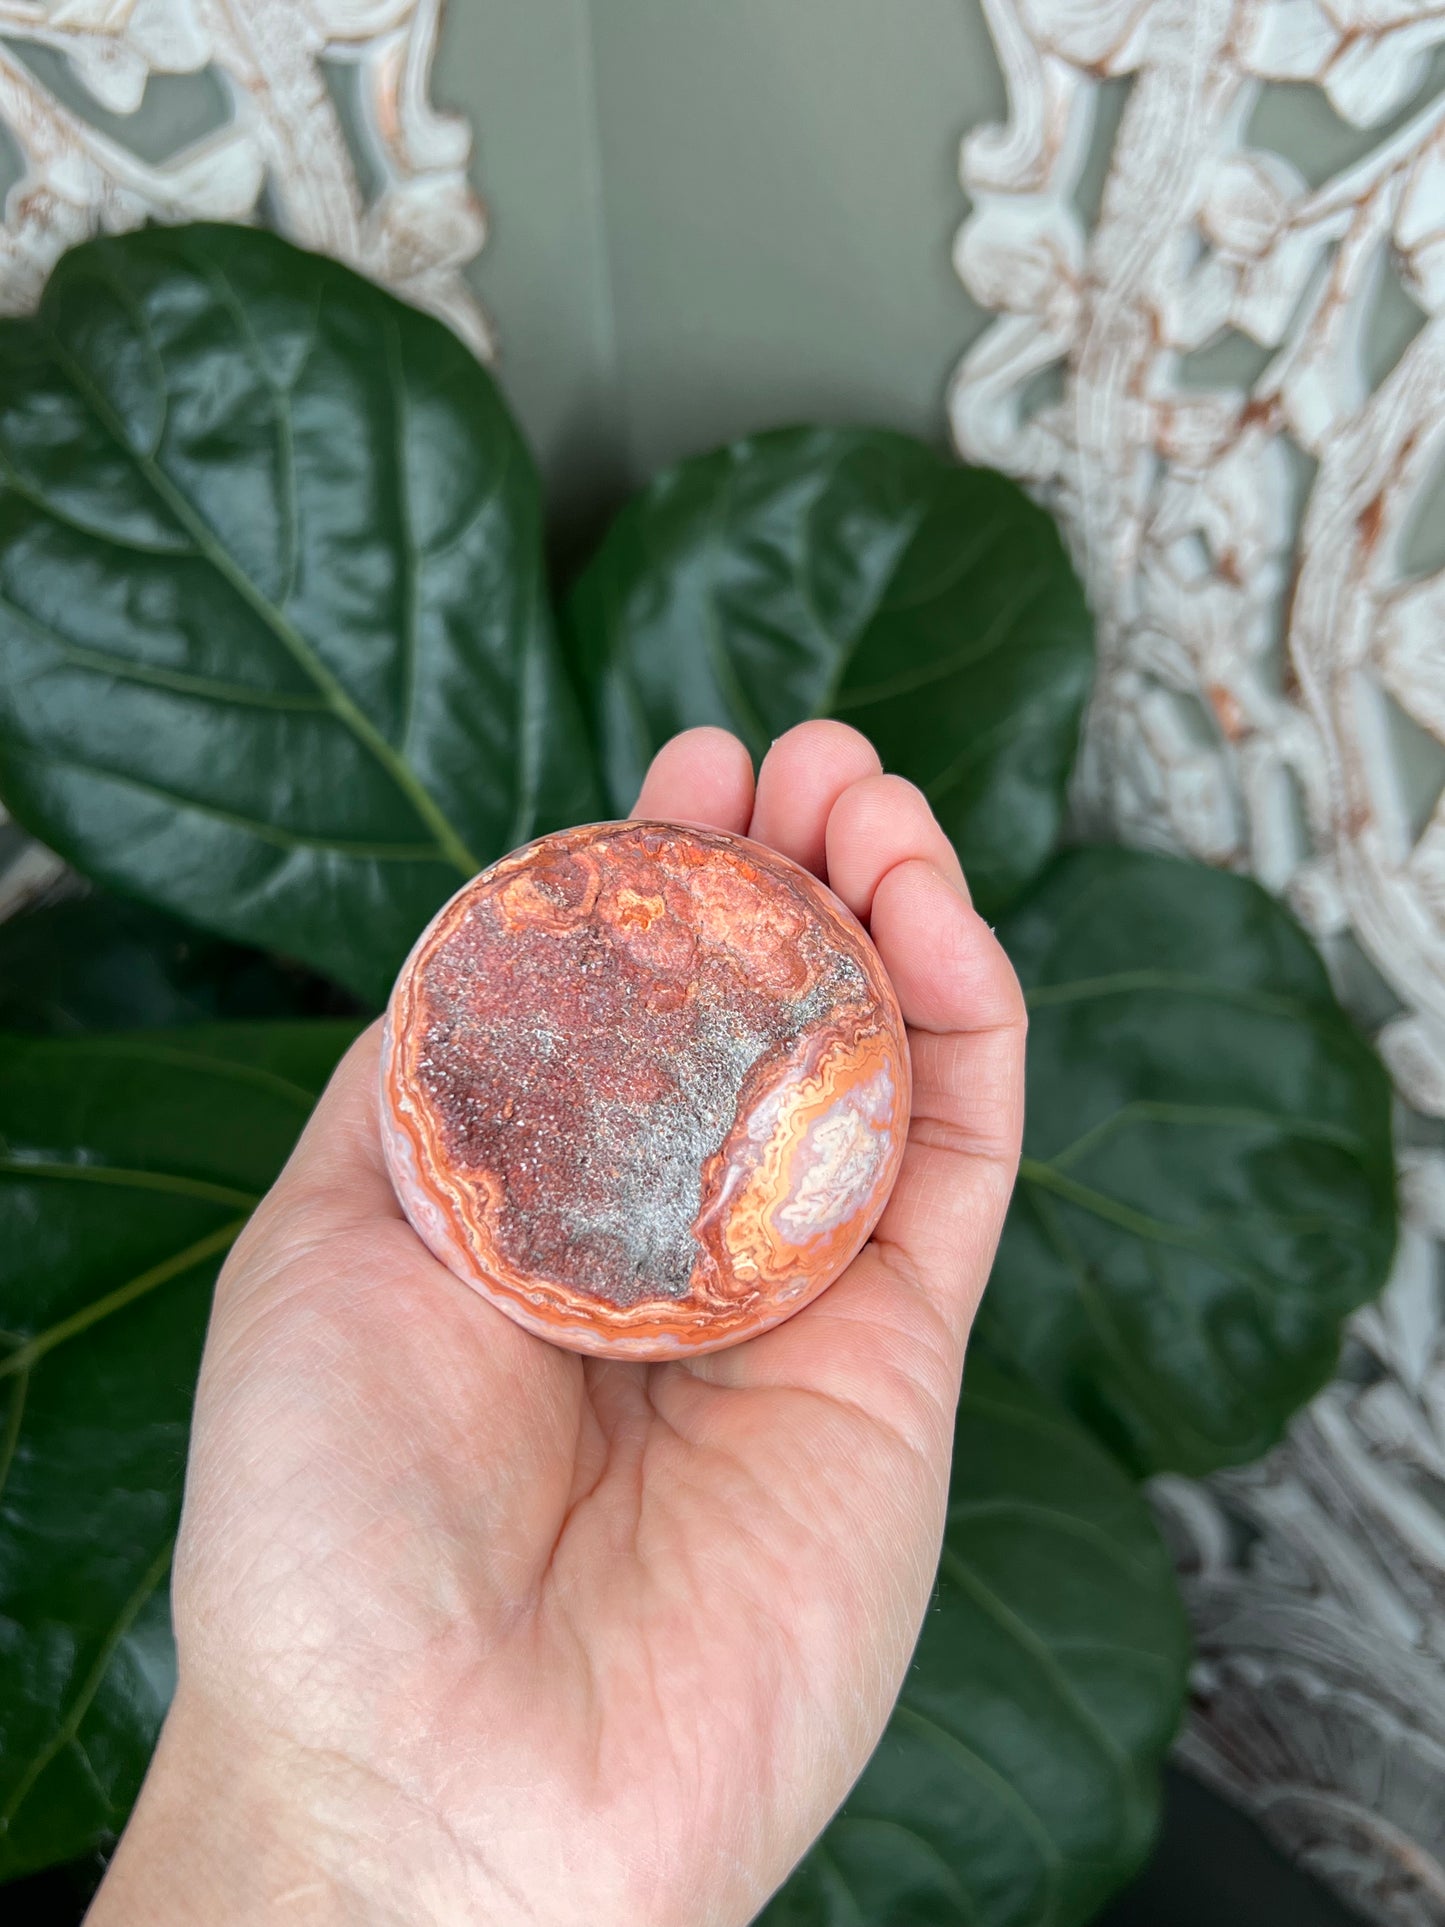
[381,821,911,1358]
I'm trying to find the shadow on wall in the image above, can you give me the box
[1098,1771,1368,1927]
[438,0,1009,545]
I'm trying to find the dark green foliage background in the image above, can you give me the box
[0,227,1397,1922]
[989,850,1397,1477]
[760,1361,1189,1925]
[0,224,596,1006]
[0,1022,358,1878]
[568,427,1092,918]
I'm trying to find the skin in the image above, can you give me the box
[88,721,1027,1927]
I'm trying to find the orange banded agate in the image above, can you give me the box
[380,821,910,1358]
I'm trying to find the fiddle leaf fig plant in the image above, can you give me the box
[568,426,1092,917]
[0,225,1398,1923]
[0,1021,359,1880]
[987,848,1397,1478]
[0,223,596,1008]
[762,1358,1190,1927]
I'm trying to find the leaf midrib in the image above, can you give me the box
[0,1535,175,1838]
[937,1545,1136,1777]
[42,333,479,878]
[0,1156,259,1210]
[0,1218,244,1380]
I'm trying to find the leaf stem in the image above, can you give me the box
[0,1219,245,1380]
[0,1159,259,1211]
[0,1366,27,1504]
[0,1535,176,1834]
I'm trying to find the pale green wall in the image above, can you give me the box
[436,0,1003,545]
[434,0,628,545]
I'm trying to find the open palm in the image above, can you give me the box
[92,721,1026,1927]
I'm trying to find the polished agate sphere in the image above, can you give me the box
[380,821,910,1358]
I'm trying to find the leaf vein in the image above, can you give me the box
[0,593,328,712]
[938,1545,1136,1774]
[1047,1099,1365,1172]
[0,1157,259,1211]
[5,1035,329,1108]
[835,574,1051,710]
[829,1816,980,1922]
[0,1536,174,1836]
[1024,969,1328,1022]
[0,1368,28,1509]
[891,1702,1063,1918]
[41,335,477,875]
[0,1219,244,1380]
[0,734,447,861]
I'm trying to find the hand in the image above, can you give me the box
[89,722,1026,1927]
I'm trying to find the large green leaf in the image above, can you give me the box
[568,428,1093,914]
[0,1021,357,1879]
[761,1357,1189,1927]
[0,890,360,1035]
[0,224,596,1006]
[986,848,1397,1478]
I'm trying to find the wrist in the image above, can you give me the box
[87,1695,354,1926]
[87,1691,513,1927]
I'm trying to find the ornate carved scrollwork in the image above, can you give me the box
[953,3,1445,1917]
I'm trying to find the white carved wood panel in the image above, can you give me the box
[952,3,1445,1919]
[2,2,1442,1918]
[0,0,490,345]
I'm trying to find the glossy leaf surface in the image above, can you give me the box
[761,1358,1189,1926]
[569,427,1092,914]
[0,225,596,1005]
[0,891,360,1035]
[0,1022,357,1878]
[987,849,1397,1477]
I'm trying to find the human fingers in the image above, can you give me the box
[747,719,881,874]
[865,857,1026,1348]
[683,776,1022,1406]
[631,724,755,829]
[823,772,967,916]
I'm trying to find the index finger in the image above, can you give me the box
[632,725,755,829]
[242,1019,401,1243]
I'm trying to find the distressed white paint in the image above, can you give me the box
[953,3,1445,1918]
[0,0,491,348]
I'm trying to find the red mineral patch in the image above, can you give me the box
[381,821,910,1357]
